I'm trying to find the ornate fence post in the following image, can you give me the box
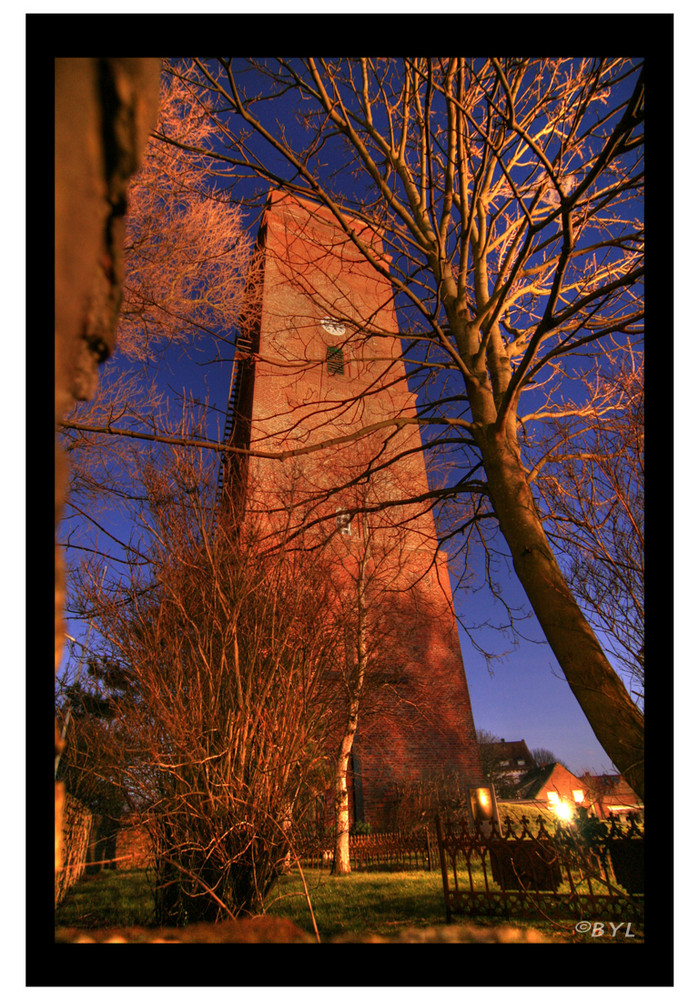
[434,814,453,923]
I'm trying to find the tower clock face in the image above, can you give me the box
[320,317,346,338]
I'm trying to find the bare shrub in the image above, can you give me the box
[70,446,343,923]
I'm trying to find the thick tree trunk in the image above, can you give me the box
[55,57,161,876]
[480,425,644,800]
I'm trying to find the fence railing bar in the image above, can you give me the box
[433,813,644,924]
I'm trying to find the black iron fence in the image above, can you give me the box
[297,829,437,871]
[434,812,643,923]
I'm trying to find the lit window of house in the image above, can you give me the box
[336,510,352,536]
[573,789,584,803]
[547,791,560,805]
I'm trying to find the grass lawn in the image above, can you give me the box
[265,869,642,943]
[266,868,449,939]
[55,869,156,929]
[56,867,450,938]
[55,865,642,943]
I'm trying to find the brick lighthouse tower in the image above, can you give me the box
[221,191,483,829]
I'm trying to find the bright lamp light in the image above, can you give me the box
[552,800,573,822]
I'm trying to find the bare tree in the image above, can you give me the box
[162,57,645,797]
[329,509,371,875]
[68,443,343,923]
[534,350,644,702]
[62,57,646,798]
[243,436,474,871]
[475,730,511,796]
[476,731,564,796]
[530,747,567,769]
[112,68,251,363]
[329,514,472,868]
[326,474,435,874]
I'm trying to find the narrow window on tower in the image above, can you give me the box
[326,345,345,376]
[336,510,352,536]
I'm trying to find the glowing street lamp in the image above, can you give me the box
[552,800,573,823]
[468,784,501,836]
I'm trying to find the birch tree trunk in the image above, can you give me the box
[332,530,369,875]
[332,720,358,875]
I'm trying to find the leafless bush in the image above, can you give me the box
[69,447,343,923]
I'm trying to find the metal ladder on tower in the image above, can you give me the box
[216,335,253,501]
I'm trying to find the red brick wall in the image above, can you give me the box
[115,816,153,869]
[228,193,484,829]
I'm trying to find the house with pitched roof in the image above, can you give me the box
[479,738,536,797]
[579,772,644,819]
[515,762,591,819]
[511,762,643,822]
